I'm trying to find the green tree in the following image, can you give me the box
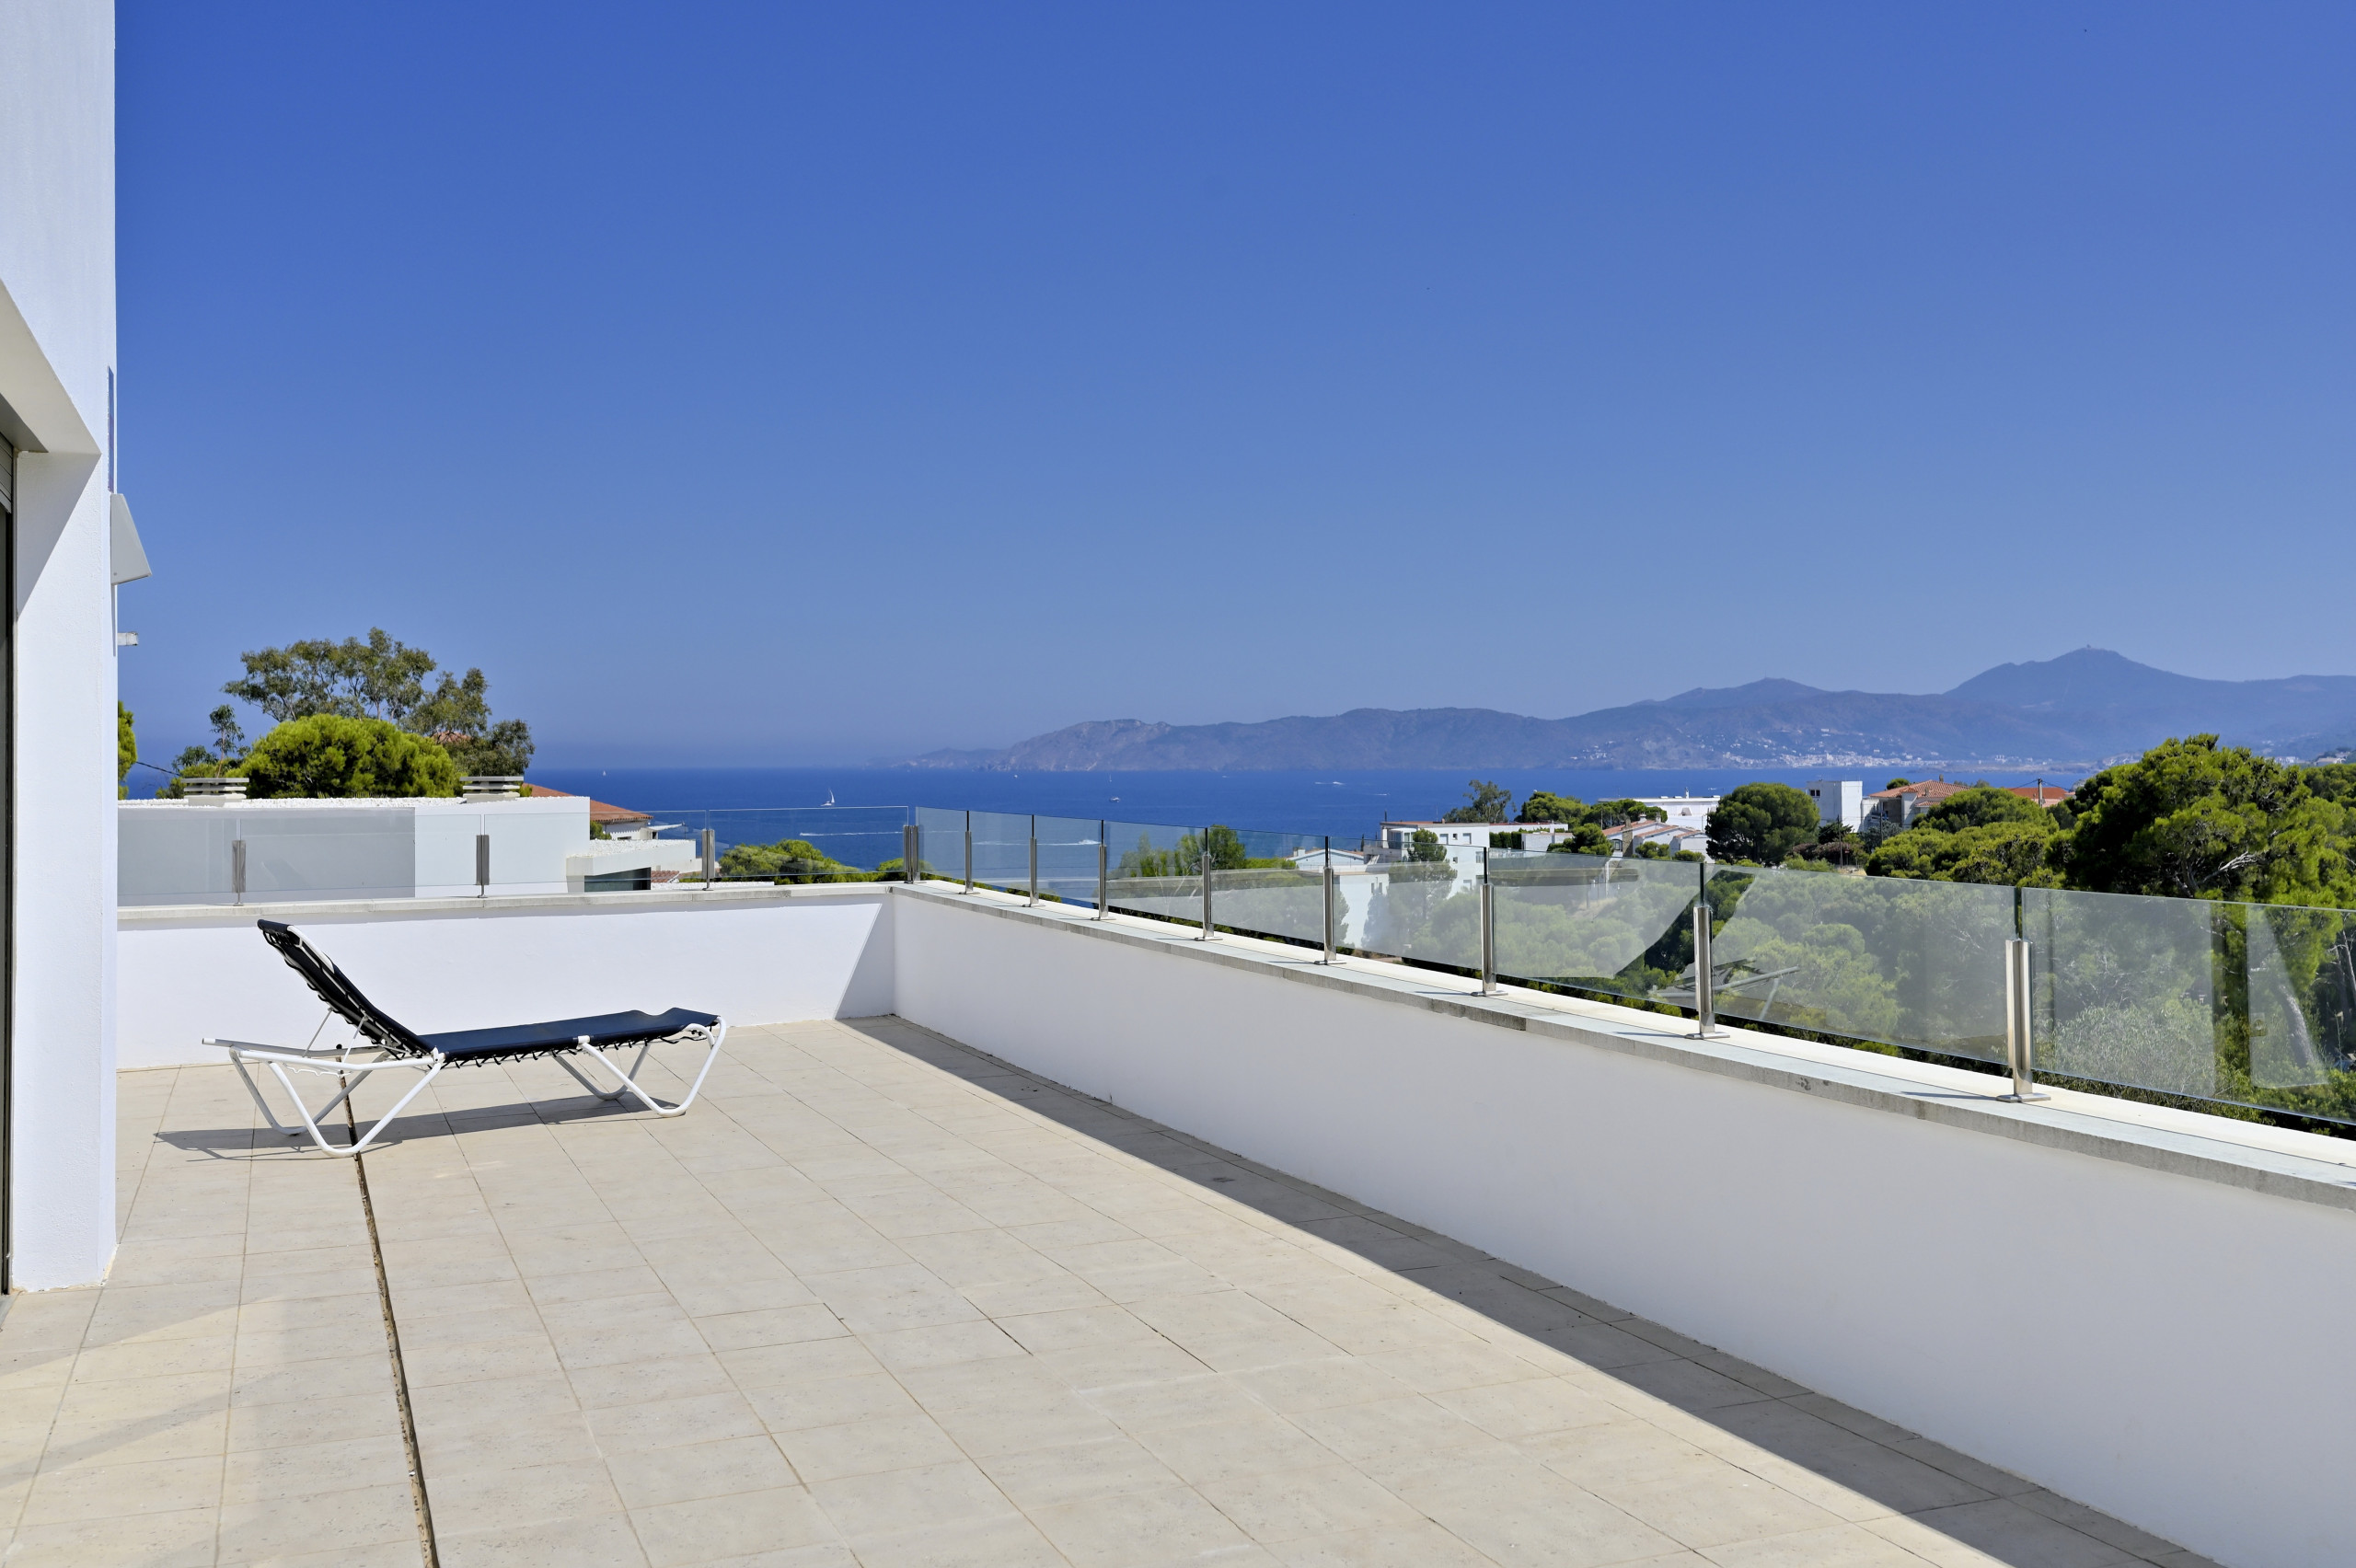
[236,716,462,800]
[2059,735,2356,905]
[1590,798,1665,828]
[407,665,536,776]
[117,701,135,799]
[720,838,859,882]
[225,628,437,722]
[1517,790,1583,825]
[1707,782,1819,864]
[1865,819,2059,884]
[1404,827,1449,864]
[220,628,533,778]
[207,704,247,760]
[1913,784,2046,834]
[1442,779,1514,824]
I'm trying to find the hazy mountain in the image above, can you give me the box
[890,649,2356,772]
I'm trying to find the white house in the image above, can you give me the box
[1632,794,1717,832]
[3,0,125,1289]
[1806,778,1865,831]
[1380,820,1577,852]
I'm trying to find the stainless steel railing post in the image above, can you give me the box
[904,824,919,883]
[1479,874,1497,996]
[1692,895,1723,1039]
[1095,829,1109,920]
[700,828,716,890]
[1322,860,1338,963]
[1197,852,1214,940]
[232,838,246,907]
[1028,816,1039,905]
[475,833,491,898]
[2003,938,2049,1101]
[963,812,974,894]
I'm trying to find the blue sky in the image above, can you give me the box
[117,3,2356,767]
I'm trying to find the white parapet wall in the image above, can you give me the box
[121,794,594,905]
[892,883,2356,1568]
[118,883,897,1071]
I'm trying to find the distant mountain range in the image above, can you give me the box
[888,650,2356,773]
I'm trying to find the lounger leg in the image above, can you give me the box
[572,1022,727,1118]
[260,1056,445,1157]
[553,1037,631,1103]
[229,1052,301,1136]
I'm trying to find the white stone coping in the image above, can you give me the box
[117,880,892,925]
[895,879,2356,1214]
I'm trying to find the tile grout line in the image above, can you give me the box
[344,1093,441,1568]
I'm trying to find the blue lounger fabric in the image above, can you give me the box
[422,1009,722,1061]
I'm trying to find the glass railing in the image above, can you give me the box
[117,791,2356,1128]
[117,799,649,905]
[648,806,913,883]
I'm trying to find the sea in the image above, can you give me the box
[531,764,2084,846]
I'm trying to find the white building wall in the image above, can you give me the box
[115,888,898,1071]
[1806,778,1865,830]
[1,0,119,1290]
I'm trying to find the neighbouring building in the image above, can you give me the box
[1807,779,1865,831]
[1632,795,1718,833]
[2008,784,2071,809]
[1604,820,1709,857]
[1863,778,1971,832]
[1380,821,1577,853]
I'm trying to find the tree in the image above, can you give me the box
[207,704,247,760]
[1590,799,1665,828]
[2058,734,2356,905]
[117,701,135,799]
[408,666,536,776]
[225,628,436,723]
[1913,784,2046,834]
[1707,782,1819,864]
[1865,819,2059,884]
[720,838,857,882]
[236,716,461,800]
[1404,827,1449,863]
[1516,790,1583,825]
[1442,779,1514,824]
[220,628,534,778]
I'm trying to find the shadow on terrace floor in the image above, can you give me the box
[840,1018,2208,1568]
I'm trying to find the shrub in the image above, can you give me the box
[237,715,461,799]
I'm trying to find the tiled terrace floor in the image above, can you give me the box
[0,1019,2212,1568]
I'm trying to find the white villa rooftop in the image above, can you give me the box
[0,1009,2208,1568]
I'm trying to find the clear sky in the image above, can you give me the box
[116,3,2356,767]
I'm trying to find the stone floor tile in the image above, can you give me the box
[1878,1498,2137,1568]
[1132,1412,1344,1486]
[1197,1461,1425,1544]
[1268,1517,1500,1566]
[630,1482,840,1567]
[692,1303,844,1352]
[214,1480,419,1562]
[0,1502,218,1568]
[976,1433,1184,1507]
[1697,1521,1938,1567]
[585,1389,767,1455]
[776,1412,966,1483]
[438,1509,651,1568]
[807,1458,1019,1540]
[745,1372,923,1434]
[846,1512,1067,1568]
[20,1452,220,1524]
[222,1430,411,1505]
[1026,1481,1256,1567]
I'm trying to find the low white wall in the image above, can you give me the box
[895,891,2354,1568]
[119,888,895,1070]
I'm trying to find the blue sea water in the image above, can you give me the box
[531,764,2084,846]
